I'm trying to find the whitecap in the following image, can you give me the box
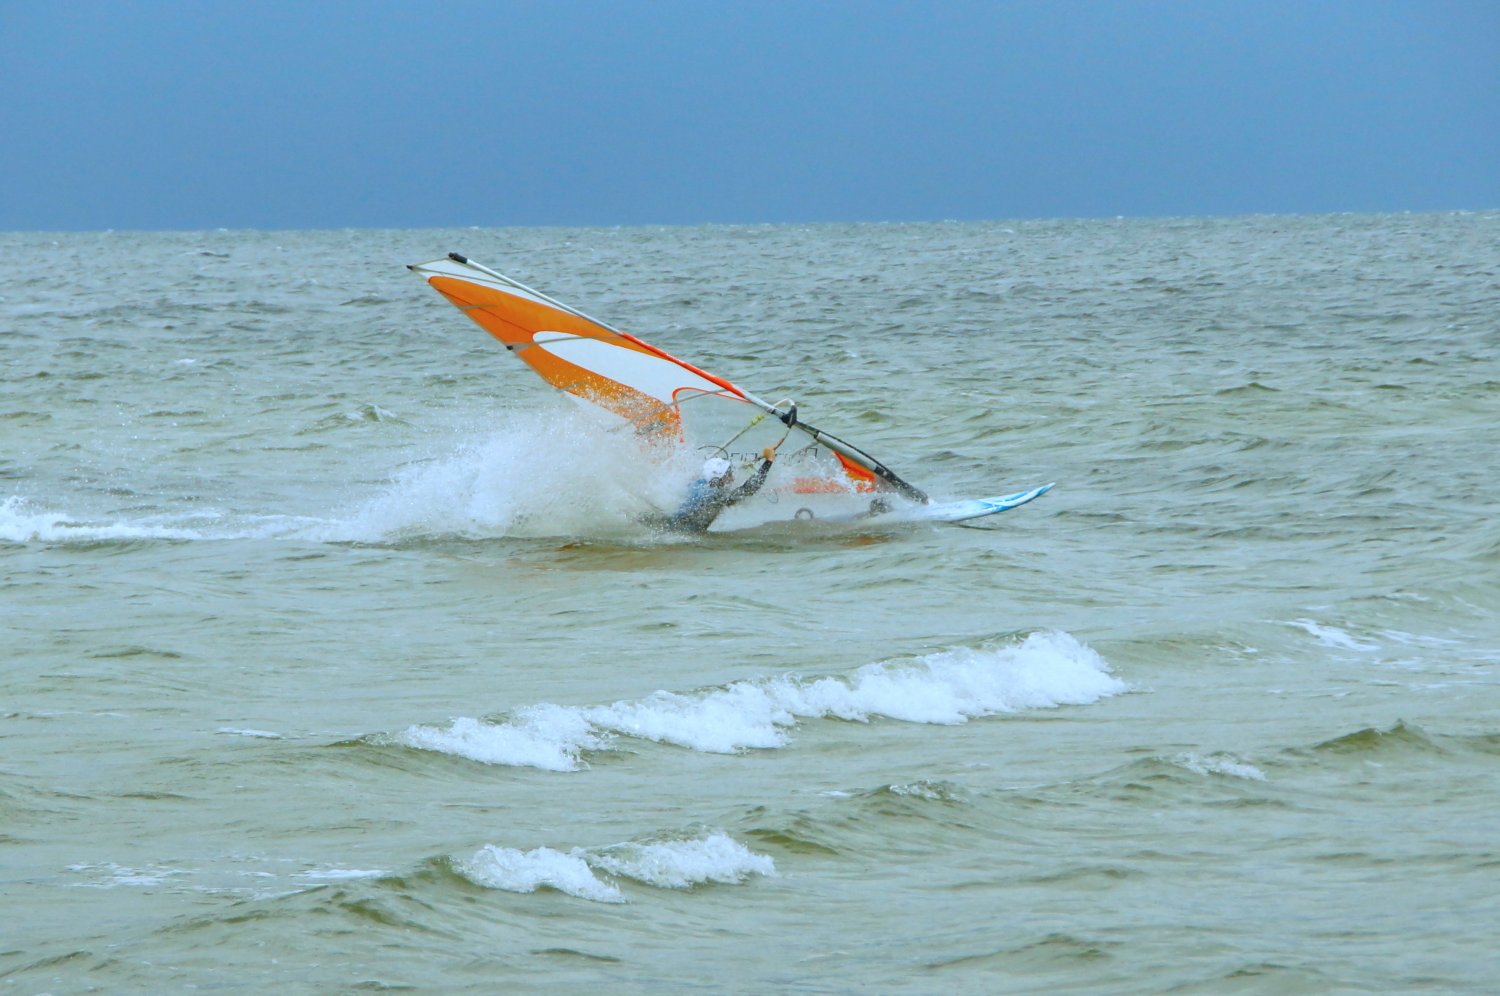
[457,832,775,902]
[395,707,607,772]
[588,832,776,889]
[779,632,1128,724]
[396,631,1125,769]
[1177,752,1267,781]
[459,845,624,903]
[582,684,796,753]
[887,780,960,801]
[0,496,205,543]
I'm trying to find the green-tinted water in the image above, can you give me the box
[4,213,1498,992]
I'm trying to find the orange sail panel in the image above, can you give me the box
[410,254,930,503]
[415,259,743,436]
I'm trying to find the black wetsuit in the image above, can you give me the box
[664,459,774,532]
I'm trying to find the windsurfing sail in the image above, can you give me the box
[408,253,929,503]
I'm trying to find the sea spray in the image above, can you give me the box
[331,408,689,542]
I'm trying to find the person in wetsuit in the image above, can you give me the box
[667,447,777,532]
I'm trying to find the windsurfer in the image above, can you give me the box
[661,446,777,532]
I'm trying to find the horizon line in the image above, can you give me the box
[6,205,1498,238]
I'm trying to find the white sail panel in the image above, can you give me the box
[530,332,728,404]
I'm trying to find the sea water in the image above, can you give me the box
[3,213,1498,993]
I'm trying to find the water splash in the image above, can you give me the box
[323,409,689,542]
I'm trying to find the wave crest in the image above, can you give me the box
[456,831,774,903]
[394,631,1126,770]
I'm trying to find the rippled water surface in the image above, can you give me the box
[4,214,1499,992]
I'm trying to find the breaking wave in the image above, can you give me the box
[392,631,1127,771]
[455,831,775,903]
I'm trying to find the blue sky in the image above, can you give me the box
[2,0,1495,231]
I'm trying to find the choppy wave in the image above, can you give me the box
[1281,615,1499,681]
[0,495,209,543]
[1309,719,1451,758]
[65,859,388,897]
[1288,618,1382,652]
[11,217,1500,993]
[392,631,1126,770]
[455,831,775,903]
[396,707,608,773]
[1173,751,1267,781]
[0,494,334,545]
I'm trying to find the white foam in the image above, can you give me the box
[782,632,1128,724]
[395,708,608,772]
[0,495,207,543]
[887,780,958,800]
[1379,629,1464,648]
[458,832,775,903]
[217,727,284,739]
[460,845,624,903]
[298,868,389,881]
[582,685,797,752]
[1289,619,1381,652]
[400,631,1126,769]
[1176,752,1267,781]
[588,832,776,888]
[67,862,187,888]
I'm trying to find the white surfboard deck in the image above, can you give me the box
[912,483,1054,522]
[798,483,1054,525]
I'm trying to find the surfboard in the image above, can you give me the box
[911,484,1054,522]
[796,483,1053,525]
